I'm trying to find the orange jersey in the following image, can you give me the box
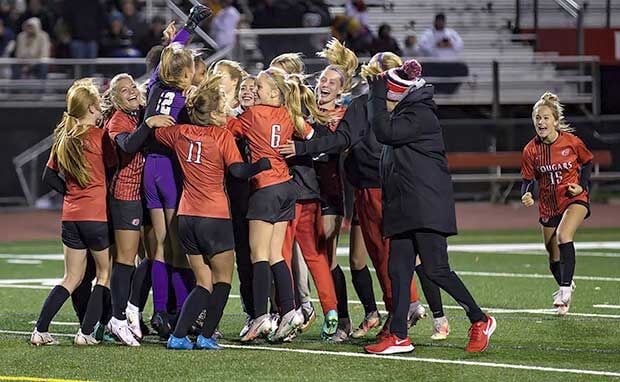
[47,126,116,222]
[105,110,144,201]
[521,131,594,219]
[155,124,242,219]
[227,105,313,189]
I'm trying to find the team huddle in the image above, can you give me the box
[29,4,593,356]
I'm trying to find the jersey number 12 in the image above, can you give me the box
[186,141,202,164]
[156,92,175,115]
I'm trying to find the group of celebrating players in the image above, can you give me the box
[29,4,593,355]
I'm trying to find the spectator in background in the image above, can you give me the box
[345,0,368,28]
[331,15,372,56]
[137,15,165,56]
[100,10,139,58]
[0,0,16,29]
[371,23,401,56]
[120,0,147,44]
[402,35,419,57]
[209,0,240,49]
[16,0,53,35]
[13,16,49,79]
[418,13,463,58]
[64,0,107,60]
[0,17,15,57]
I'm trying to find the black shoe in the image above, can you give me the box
[150,312,171,340]
[140,318,152,337]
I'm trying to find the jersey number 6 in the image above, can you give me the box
[270,124,281,148]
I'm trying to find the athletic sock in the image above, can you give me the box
[331,265,349,319]
[271,261,295,315]
[252,261,271,318]
[110,262,135,320]
[36,285,70,332]
[81,285,106,335]
[558,242,576,287]
[101,286,112,325]
[351,266,377,315]
[71,279,91,324]
[201,283,231,338]
[151,260,170,313]
[129,258,151,307]
[549,261,562,286]
[172,285,210,338]
[416,264,445,318]
[172,267,194,312]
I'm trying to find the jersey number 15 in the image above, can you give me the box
[549,171,563,185]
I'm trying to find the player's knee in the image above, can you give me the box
[556,229,573,244]
[61,274,84,293]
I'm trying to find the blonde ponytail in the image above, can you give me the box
[532,91,573,132]
[51,82,101,188]
[361,51,402,80]
[316,38,358,92]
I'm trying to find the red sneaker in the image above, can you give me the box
[465,314,496,353]
[375,314,391,340]
[364,333,414,355]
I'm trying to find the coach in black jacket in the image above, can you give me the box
[365,60,495,354]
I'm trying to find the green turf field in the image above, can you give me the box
[0,228,619,381]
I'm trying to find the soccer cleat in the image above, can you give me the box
[150,312,171,340]
[126,303,142,340]
[93,322,115,343]
[325,318,352,343]
[74,329,99,346]
[553,283,575,316]
[364,333,414,355]
[239,314,252,338]
[213,328,224,340]
[267,313,280,338]
[195,335,222,350]
[269,309,304,343]
[351,310,382,339]
[465,314,496,353]
[430,316,450,341]
[30,329,59,346]
[167,335,193,350]
[139,317,152,337]
[300,302,317,333]
[407,301,427,328]
[109,317,140,347]
[240,314,272,342]
[321,310,339,338]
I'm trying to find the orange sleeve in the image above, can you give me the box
[46,150,59,171]
[226,111,249,138]
[154,125,179,149]
[573,135,594,164]
[105,112,132,140]
[219,129,243,167]
[521,144,535,180]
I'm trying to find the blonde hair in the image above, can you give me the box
[210,59,248,100]
[51,79,101,188]
[159,42,194,90]
[186,73,227,127]
[101,73,145,121]
[260,67,329,136]
[316,38,358,92]
[360,51,403,79]
[270,53,305,75]
[532,92,573,132]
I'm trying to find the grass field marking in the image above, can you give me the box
[2,330,619,378]
[27,321,79,326]
[593,305,620,309]
[5,260,42,265]
[0,376,92,382]
[220,344,620,377]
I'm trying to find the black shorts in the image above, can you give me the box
[62,221,110,251]
[247,181,297,223]
[109,198,143,231]
[539,201,591,228]
[178,215,235,257]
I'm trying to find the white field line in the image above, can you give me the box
[27,320,78,326]
[6,259,42,265]
[593,305,620,309]
[3,329,617,378]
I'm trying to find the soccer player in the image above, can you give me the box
[102,73,175,345]
[228,67,320,343]
[159,74,271,350]
[363,59,495,355]
[521,92,593,315]
[31,79,114,346]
